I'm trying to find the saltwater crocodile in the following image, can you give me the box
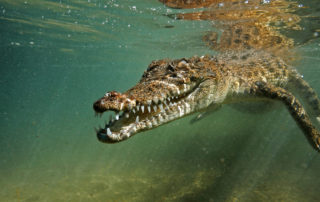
[93,0,320,151]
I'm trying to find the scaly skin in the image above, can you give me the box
[93,50,320,151]
[93,0,320,151]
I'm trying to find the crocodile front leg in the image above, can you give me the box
[252,81,320,152]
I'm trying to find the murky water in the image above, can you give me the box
[0,0,319,201]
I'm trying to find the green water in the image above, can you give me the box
[0,0,319,201]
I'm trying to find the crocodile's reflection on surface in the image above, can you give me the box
[93,0,320,151]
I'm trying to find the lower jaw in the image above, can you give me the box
[97,104,197,143]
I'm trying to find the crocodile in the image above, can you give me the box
[93,0,320,151]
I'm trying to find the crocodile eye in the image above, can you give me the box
[167,64,175,72]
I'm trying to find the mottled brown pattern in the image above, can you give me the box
[93,0,320,151]
[159,0,231,9]
[165,0,301,61]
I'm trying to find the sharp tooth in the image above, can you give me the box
[164,100,168,106]
[178,106,183,116]
[137,105,140,111]
[132,108,136,113]
[184,84,187,92]
[159,104,164,112]
[136,115,139,123]
[184,102,190,113]
[158,114,163,123]
[151,117,157,125]
[120,103,124,110]
[115,113,119,120]
[147,106,150,113]
[107,128,112,135]
[162,112,168,119]
[147,100,152,105]
[125,113,129,118]
[141,105,145,113]
[167,97,171,101]
[153,105,157,112]
[153,97,159,104]
[146,119,152,128]
[177,89,180,95]
[131,126,137,133]
[166,106,172,112]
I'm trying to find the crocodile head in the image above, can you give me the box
[93,56,219,143]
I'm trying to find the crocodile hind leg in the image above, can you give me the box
[252,81,320,152]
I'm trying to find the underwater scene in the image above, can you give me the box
[0,0,320,201]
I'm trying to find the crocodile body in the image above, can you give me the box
[93,0,320,151]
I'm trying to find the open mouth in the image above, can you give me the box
[94,83,200,143]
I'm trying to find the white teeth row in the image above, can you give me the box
[129,96,181,114]
[136,89,190,107]
[105,100,173,126]
[159,103,164,112]
[103,99,193,137]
